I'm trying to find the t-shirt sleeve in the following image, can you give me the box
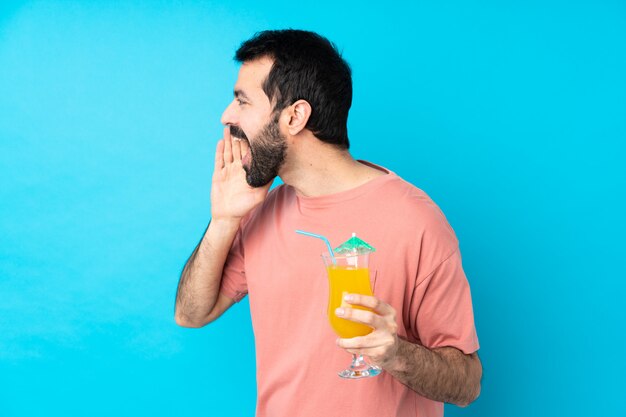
[219,225,248,302]
[410,249,479,354]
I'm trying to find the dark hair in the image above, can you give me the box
[235,29,352,149]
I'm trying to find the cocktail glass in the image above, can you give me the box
[322,251,382,379]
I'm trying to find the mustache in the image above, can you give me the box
[229,125,248,141]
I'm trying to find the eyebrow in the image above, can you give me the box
[234,89,251,101]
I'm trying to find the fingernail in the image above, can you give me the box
[344,294,353,302]
[335,308,344,316]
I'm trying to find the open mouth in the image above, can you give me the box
[230,125,247,141]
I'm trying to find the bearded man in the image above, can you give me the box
[175,29,482,417]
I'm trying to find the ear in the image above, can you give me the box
[285,99,312,136]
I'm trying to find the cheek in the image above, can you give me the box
[240,121,261,141]
[243,110,272,136]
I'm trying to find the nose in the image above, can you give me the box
[220,100,238,126]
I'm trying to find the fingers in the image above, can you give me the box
[335,306,385,329]
[336,327,398,365]
[223,126,233,163]
[232,134,242,161]
[224,126,242,162]
[215,139,225,169]
[219,126,244,164]
[344,294,395,317]
[336,334,392,350]
[334,295,400,366]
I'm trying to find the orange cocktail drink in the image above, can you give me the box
[296,229,381,379]
[318,233,381,379]
[326,265,374,339]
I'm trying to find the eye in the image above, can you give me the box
[237,98,248,106]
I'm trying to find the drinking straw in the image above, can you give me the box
[295,230,336,264]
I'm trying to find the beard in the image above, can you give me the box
[230,116,287,188]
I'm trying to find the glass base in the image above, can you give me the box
[338,354,382,379]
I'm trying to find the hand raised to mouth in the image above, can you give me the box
[210,126,272,221]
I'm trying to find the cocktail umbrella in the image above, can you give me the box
[334,233,376,255]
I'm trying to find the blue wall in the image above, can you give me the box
[1,1,624,416]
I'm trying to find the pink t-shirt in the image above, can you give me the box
[220,163,479,417]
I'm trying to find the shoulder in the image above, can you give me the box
[383,175,453,227]
[360,162,441,217]
[355,162,455,234]
[376,172,459,254]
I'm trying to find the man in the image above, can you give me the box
[175,29,481,417]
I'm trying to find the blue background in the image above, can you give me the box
[1,1,625,416]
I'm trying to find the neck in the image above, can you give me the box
[278,133,386,197]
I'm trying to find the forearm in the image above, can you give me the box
[175,218,240,327]
[383,338,482,406]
